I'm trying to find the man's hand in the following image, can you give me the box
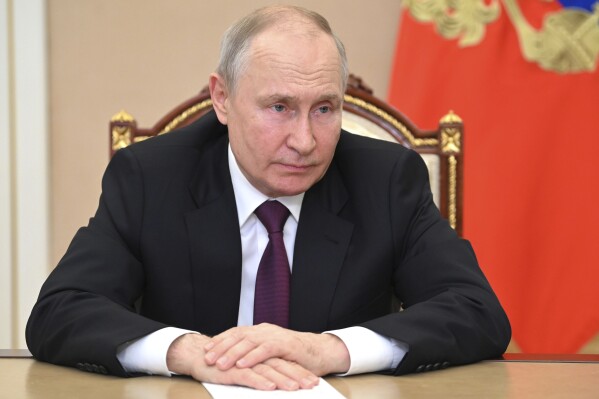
[203,324,351,376]
[167,333,319,391]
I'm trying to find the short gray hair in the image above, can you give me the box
[216,5,349,93]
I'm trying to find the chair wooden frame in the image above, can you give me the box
[110,74,463,234]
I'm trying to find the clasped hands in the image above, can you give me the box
[166,323,350,391]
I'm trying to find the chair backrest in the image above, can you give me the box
[110,74,463,234]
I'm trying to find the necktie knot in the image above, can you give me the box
[254,200,290,234]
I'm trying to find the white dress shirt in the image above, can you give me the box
[117,145,407,376]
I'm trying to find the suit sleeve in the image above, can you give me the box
[26,148,168,376]
[360,150,511,375]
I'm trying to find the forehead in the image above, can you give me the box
[244,25,343,90]
[250,23,338,61]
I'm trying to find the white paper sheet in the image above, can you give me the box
[202,378,346,398]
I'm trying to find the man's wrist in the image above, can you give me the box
[325,326,407,375]
[166,332,210,376]
[117,327,196,376]
[308,332,350,375]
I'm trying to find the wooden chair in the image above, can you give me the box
[110,74,464,234]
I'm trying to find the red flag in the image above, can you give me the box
[388,1,599,353]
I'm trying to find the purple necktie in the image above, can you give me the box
[253,200,291,328]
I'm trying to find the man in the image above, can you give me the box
[27,5,510,391]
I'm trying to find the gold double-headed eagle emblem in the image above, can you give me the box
[402,0,599,74]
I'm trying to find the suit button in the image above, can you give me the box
[416,365,425,373]
[441,361,450,369]
[433,362,441,370]
[84,363,94,372]
[91,364,100,373]
[425,364,434,371]
[99,365,108,374]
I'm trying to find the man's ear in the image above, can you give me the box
[209,73,229,125]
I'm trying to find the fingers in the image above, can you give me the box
[194,363,277,391]
[252,362,301,391]
[221,359,318,391]
[213,339,263,370]
[205,324,286,370]
[207,337,279,371]
[264,358,320,389]
[234,342,274,368]
[205,332,254,369]
[192,357,316,391]
[204,328,235,351]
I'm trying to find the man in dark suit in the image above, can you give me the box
[27,5,510,391]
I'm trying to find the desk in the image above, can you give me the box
[1,354,598,399]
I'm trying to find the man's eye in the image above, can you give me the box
[318,106,330,114]
[272,104,285,112]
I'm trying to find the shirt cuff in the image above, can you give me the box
[116,327,196,376]
[325,326,408,375]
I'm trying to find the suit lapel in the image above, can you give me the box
[185,134,242,335]
[290,160,354,332]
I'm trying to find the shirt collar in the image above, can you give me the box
[228,145,304,228]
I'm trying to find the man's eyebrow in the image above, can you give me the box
[318,93,343,105]
[257,93,343,104]
[259,94,298,104]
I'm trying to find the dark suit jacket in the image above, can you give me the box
[26,111,510,377]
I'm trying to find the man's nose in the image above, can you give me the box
[287,116,316,155]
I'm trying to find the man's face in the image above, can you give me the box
[212,27,344,198]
